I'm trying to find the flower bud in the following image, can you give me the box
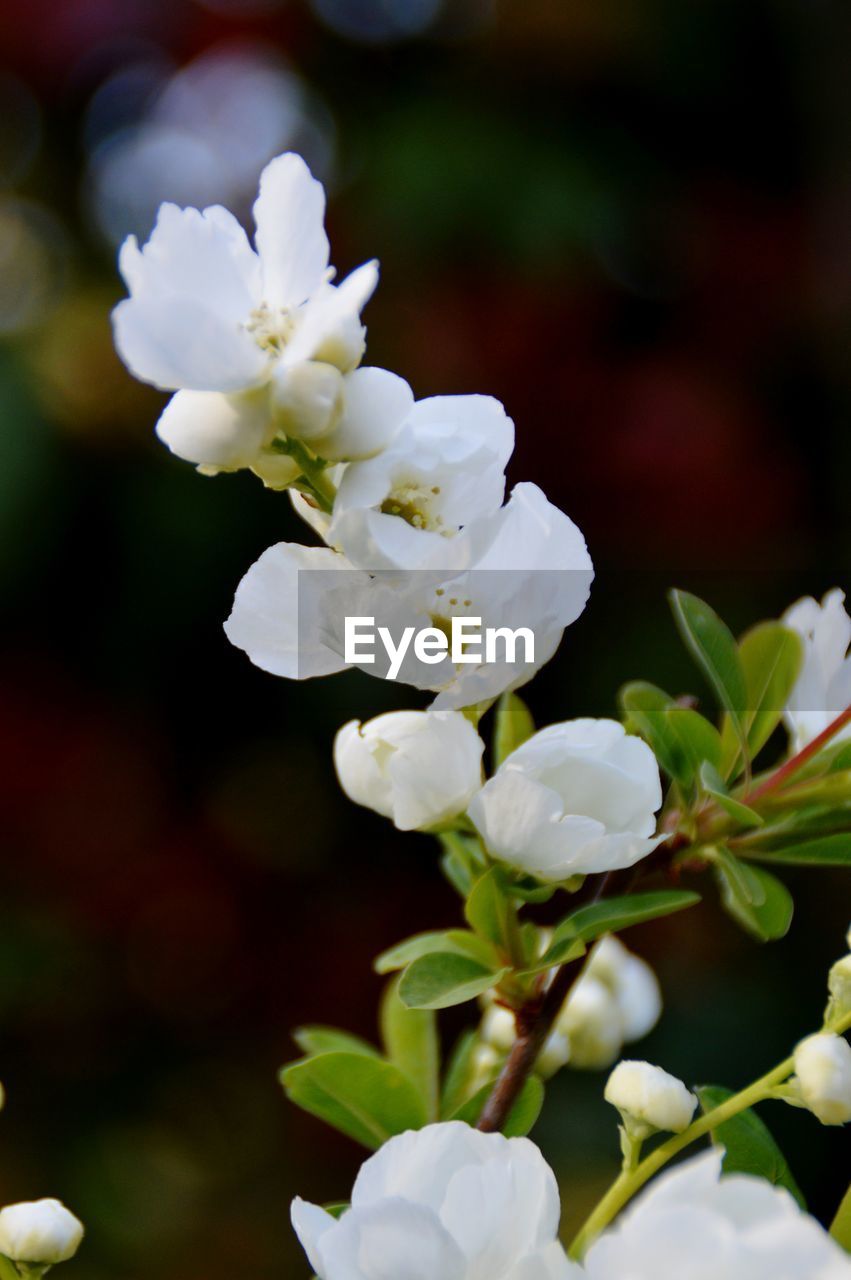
[536,1031,571,1078]
[271,361,344,444]
[558,976,623,1070]
[0,1199,83,1265]
[828,955,851,1019]
[586,935,662,1043]
[793,1033,851,1126]
[604,1060,697,1139]
[480,1006,516,1054]
[334,710,484,831]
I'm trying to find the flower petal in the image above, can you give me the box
[291,1198,337,1278]
[319,367,413,461]
[155,388,271,470]
[318,1199,466,1280]
[284,260,379,372]
[253,152,330,308]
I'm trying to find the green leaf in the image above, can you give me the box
[293,1026,380,1058]
[700,762,765,827]
[739,834,851,866]
[380,978,439,1121]
[281,1052,427,1149]
[619,681,685,782]
[715,861,793,940]
[707,846,766,905]
[698,1085,805,1207]
[440,1030,478,1119]
[535,890,701,971]
[669,590,747,749]
[375,929,498,975]
[666,706,723,781]
[322,1203,349,1220]
[447,1074,545,1136]
[721,622,804,775]
[439,831,485,897]
[465,866,513,950]
[398,952,507,1011]
[493,691,535,768]
[830,1181,851,1253]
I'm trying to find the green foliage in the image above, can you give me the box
[739,833,851,866]
[714,858,793,940]
[669,589,747,753]
[529,890,701,973]
[698,1085,805,1207]
[699,762,764,827]
[720,622,803,774]
[830,1182,851,1253]
[281,1052,427,1149]
[447,1074,545,1136]
[439,831,486,897]
[398,951,508,1010]
[465,866,514,950]
[293,1026,380,1058]
[666,706,723,781]
[620,681,722,791]
[440,1030,478,1119]
[375,929,498,974]
[380,978,439,1121]
[492,691,535,768]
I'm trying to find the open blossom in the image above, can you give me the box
[0,1199,84,1265]
[604,1061,696,1138]
[112,151,394,479]
[576,1150,851,1279]
[292,1122,575,1280]
[224,481,594,708]
[468,720,663,881]
[328,394,515,571]
[334,710,484,831]
[793,1033,851,1126]
[783,589,851,752]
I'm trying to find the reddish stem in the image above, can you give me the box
[747,704,851,803]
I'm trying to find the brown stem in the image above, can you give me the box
[476,956,584,1132]
[747,703,851,802]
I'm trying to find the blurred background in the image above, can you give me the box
[0,0,849,1275]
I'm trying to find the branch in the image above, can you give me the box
[747,703,851,803]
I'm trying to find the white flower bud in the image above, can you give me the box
[480,1006,516,1054]
[557,975,624,1070]
[828,955,851,1019]
[604,1060,697,1139]
[536,1031,571,1078]
[586,935,662,1043]
[793,1033,851,1126]
[0,1199,83,1264]
[334,710,484,831]
[271,361,344,443]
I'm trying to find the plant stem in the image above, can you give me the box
[568,1054,794,1259]
[747,704,851,803]
[274,438,337,513]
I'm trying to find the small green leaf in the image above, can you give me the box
[619,681,685,782]
[700,762,765,827]
[439,831,485,897]
[447,1074,545,1137]
[715,861,793,940]
[493,691,535,768]
[281,1052,427,1149]
[293,1026,380,1058]
[440,1030,478,1119]
[739,834,851,866]
[666,706,724,781]
[322,1203,349,1220]
[707,846,766,906]
[698,1085,805,1207]
[375,929,498,975]
[721,622,804,775]
[465,866,512,950]
[830,1181,851,1253]
[669,590,747,750]
[380,978,439,1121]
[536,890,701,970]
[398,952,507,1011]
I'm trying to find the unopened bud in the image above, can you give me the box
[605,1060,697,1140]
[793,1033,851,1126]
[0,1199,83,1265]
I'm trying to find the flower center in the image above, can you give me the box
[245,302,297,354]
[380,481,444,531]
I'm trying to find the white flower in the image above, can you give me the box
[468,719,663,881]
[577,1149,851,1279]
[793,1033,851,1125]
[0,1199,84,1265]
[585,936,661,1044]
[328,394,515,571]
[604,1061,696,1139]
[555,937,662,1070]
[224,481,593,707]
[113,151,386,475]
[334,710,484,831]
[783,589,851,752]
[291,1122,577,1280]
